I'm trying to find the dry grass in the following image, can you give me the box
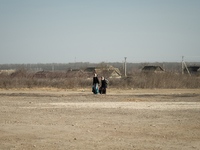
[0,69,200,89]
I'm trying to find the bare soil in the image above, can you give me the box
[0,88,200,150]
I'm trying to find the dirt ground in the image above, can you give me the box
[0,88,200,150]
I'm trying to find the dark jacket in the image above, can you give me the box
[101,79,107,88]
[93,77,99,85]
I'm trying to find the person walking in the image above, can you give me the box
[92,73,99,94]
[100,76,108,94]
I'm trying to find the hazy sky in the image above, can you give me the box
[0,0,200,64]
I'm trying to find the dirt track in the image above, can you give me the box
[0,88,200,150]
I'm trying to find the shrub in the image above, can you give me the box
[0,70,200,89]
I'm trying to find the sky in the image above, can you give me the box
[0,0,200,64]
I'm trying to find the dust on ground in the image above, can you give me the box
[0,88,200,150]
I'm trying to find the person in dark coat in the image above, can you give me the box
[93,73,99,93]
[100,76,108,94]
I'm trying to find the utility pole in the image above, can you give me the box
[182,56,191,76]
[74,57,76,69]
[30,63,31,71]
[184,61,191,76]
[124,57,127,77]
[182,56,184,74]
[52,63,54,72]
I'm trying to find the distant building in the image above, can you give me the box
[34,71,50,78]
[0,70,15,75]
[184,66,200,74]
[142,66,164,73]
[84,67,99,74]
[84,66,121,78]
[66,69,87,78]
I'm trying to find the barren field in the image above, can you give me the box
[0,88,200,150]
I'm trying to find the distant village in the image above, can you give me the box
[0,62,200,78]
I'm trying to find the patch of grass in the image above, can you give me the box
[0,70,200,89]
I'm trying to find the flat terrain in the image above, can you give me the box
[0,88,200,150]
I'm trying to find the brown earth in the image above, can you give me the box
[0,88,200,150]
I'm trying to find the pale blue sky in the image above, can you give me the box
[0,0,200,64]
